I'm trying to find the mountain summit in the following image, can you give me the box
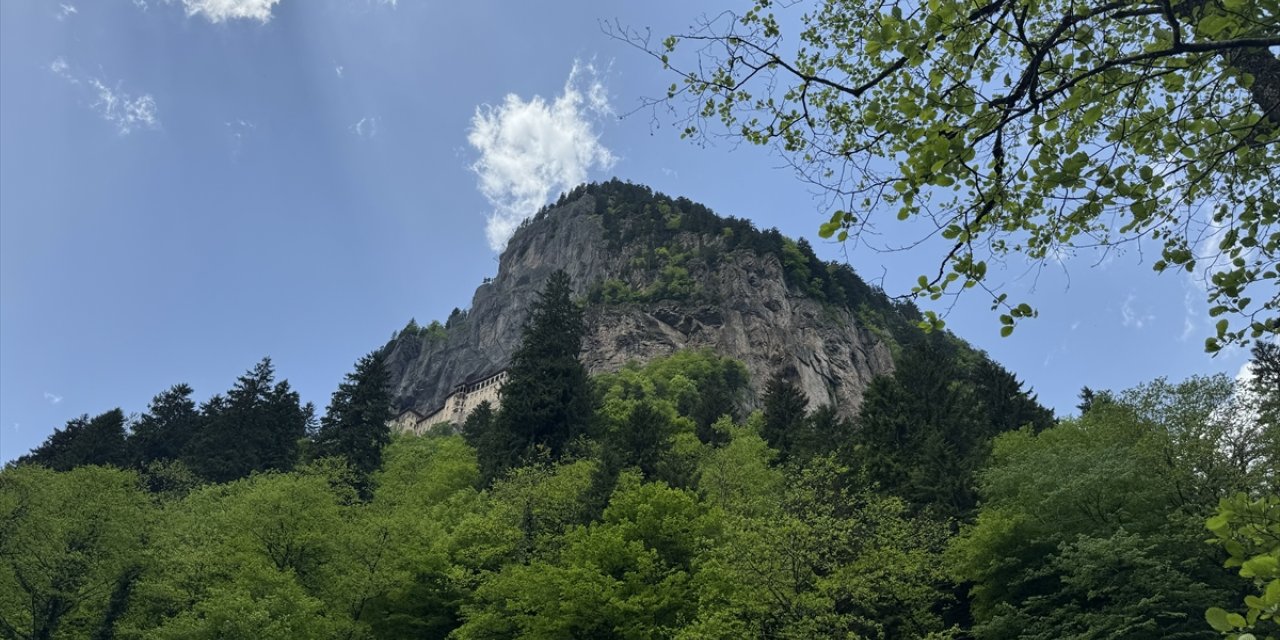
[381,180,934,419]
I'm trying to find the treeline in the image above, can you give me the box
[16,352,393,490]
[3,272,1279,639]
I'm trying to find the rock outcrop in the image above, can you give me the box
[381,182,902,417]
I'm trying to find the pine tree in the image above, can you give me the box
[613,401,671,480]
[130,383,199,467]
[850,335,1054,518]
[461,400,496,448]
[22,409,129,470]
[316,351,393,478]
[761,370,809,461]
[486,271,591,480]
[184,358,307,482]
[850,335,985,516]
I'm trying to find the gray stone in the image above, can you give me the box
[382,194,895,417]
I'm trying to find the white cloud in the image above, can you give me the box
[182,0,281,23]
[50,58,160,135]
[1120,293,1155,329]
[467,60,615,251]
[43,392,63,405]
[89,79,159,135]
[49,57,77,84]
[56,4,78,20]
[335,65,344,78]
[134,0,395,24]
[350,116,377,139]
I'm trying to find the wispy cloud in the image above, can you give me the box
[467,60,615,251]
[50,57,75,82]
[1179,287,1199,342]
[50,58,159,135]
[1120,293,1155,329]
[226,119,254,156]
[335,65,344,78]
[55,4,78,20]
[89,79,159,134]
[350,116,378,139]
[43,392,63,405]
[135,0,396,24]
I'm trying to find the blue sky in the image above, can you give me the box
[0,0,1255,462]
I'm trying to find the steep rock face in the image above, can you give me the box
[382,189,896,416]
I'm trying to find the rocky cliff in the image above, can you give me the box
[381,181,921,416]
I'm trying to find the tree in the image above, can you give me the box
[184,358,309,483]
[488,271,592,478]
[848,336,988,517]
[760,369,810,461]
[455,476,719,640]
[0,465,150,640]
[1205,492,1280,640]
[131,384,200,467]
[1250,341,1280,436]
[316,351,394,481]
[689,429,954,639]
[619,0,1280,348]
[21,409,129,471]
[949,383,1268,639]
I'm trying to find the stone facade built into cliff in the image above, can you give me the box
[388,408,428,434]
[389,370,507,435]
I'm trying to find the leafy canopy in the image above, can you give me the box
[622,0,1280,349]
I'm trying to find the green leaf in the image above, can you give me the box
[1207,607,1233,632]
[1207,513,1231,532]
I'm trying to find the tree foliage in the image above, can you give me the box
[620,0,1280,348]
[130,384,200,468]
[315,351,394,482]
[0,465,149,640]
[848,334,1051,517]
[1206,493,1280,640]
[481,270,593,481]
[7,346,1270,638]
[184,358,311,483]
[951,373,1276,639]
[20,409,129,472]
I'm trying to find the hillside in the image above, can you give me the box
[382,180,943,417]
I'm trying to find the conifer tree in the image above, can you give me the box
[461,400,495,448]
[130,383,199,467]
[760,370,809,461]
[850,335,985,516]
[485,271,591,480]
[184,358,308,482]
[21,409,129,471]
[316,351,393,478]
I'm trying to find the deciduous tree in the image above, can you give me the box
[620,0,1280,348]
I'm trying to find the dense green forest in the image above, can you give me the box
[4,271,1279,639]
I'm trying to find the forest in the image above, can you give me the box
[3,270,1278,640]
[3,0,1278,637]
